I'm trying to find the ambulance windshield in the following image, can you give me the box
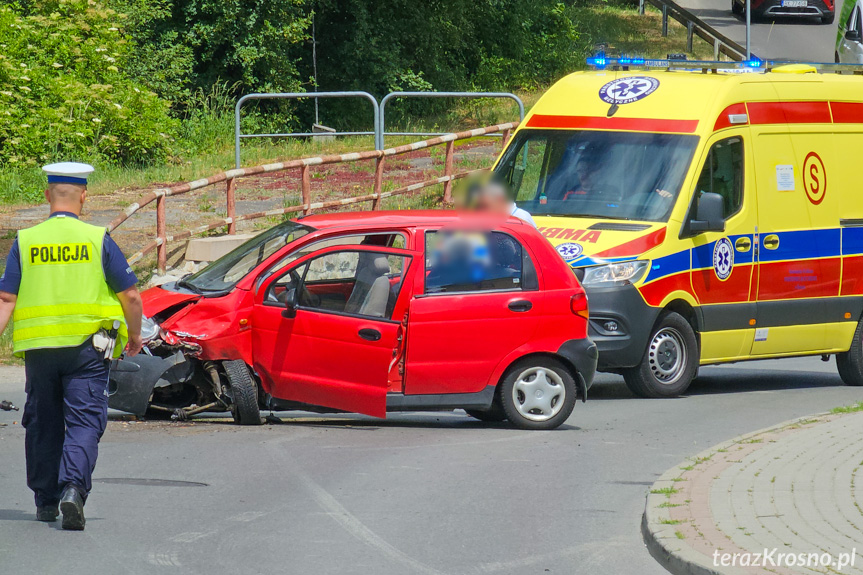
[496,129,698,222]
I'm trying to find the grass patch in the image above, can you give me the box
[675,530,686,540]
[832,402,863,414]
[660,518,682,525]
[570,3,718,62]
[651,487,679,496]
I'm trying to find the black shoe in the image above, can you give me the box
[59,486,85,531]
[36,505,59,522]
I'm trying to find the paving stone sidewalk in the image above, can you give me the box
[644,409,863,575]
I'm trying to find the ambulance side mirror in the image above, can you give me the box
[846,29,862,42]
[688,192,725,235]
[680,192,725,238]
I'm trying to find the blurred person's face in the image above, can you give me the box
[474,184,510,215]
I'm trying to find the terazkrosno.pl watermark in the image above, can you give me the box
[713,549,857,571]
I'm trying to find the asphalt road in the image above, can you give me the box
[675,0,844,61]
[0,358,860,575]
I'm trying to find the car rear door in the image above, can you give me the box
[251,244,417,417]
[404,229,542,395]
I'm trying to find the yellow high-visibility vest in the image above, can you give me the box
[13,216,127,358]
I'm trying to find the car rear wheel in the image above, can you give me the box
[622,312,698,398]
[836,319,863,386]
[499,357,577,430]
[223,360,263,425]
[731,0,743,15]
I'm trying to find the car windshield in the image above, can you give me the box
[181,220,314,292]
[494,129,698,222]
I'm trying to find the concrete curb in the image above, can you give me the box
[641,411,839,575]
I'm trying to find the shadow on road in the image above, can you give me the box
[0,509,35,522]
[685,368,843,395]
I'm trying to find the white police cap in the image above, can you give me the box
[42,162,95,185]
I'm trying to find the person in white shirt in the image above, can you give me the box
[472,180,537,228]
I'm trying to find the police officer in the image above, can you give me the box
[0,162,143,530]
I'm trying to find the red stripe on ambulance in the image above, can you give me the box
[526,115,699,134]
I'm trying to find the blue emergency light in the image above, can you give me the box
[584,54,863,74]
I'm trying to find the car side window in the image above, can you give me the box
[424,231,525,294]
[255,232,406,293]
[694,136,744,220]
[266,249,409,320]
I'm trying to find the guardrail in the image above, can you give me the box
[109,122,518,273]
[644,0,753,61]
[379,92,525,148]
[234,90,523,164]
[234,92,381,168]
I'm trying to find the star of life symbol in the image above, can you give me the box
[598,76,660,105]
[556,242,583,261]
[712,237,734,281]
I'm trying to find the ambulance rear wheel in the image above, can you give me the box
[836,320,863,386]
[224,360,263,425]
[623,312,698,398]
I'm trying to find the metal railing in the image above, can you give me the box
[644,0,753,61]
[110,122,518,273]
[234,90,524,164]
[234,92,381,167]
[379,92,525,148]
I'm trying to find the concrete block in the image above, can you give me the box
[185,234,256,262]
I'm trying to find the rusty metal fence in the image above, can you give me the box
[108,122,518,273]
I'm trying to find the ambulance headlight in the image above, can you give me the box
[140,316,161,343]
[581,260,650,287]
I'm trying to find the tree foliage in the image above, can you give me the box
[0,1,176,167]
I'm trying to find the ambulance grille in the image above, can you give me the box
[587,223,651,232]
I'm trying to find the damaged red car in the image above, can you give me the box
[109,211,597,430]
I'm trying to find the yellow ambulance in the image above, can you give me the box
[494,59,863,397]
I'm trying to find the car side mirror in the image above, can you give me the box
[689,192,726,234]
[846,29,862,42]
[282,289,298,319]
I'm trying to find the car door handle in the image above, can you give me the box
[763,234,780,250]
[508,300,533,312]
[358,328,382,342]
[734,237,751,252]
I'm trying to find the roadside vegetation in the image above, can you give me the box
[0,0,717,208]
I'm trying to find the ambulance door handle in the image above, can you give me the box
[763,235,780,250]
[735,237,752,252]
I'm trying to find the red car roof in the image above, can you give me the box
[297,210,527,230]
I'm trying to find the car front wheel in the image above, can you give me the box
[499,357,577,430]
[223,360,263,425]
[622,312,699,398]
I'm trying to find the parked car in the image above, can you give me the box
[836,0,863,62]
[110,211,597,430]
[732,0,834,23]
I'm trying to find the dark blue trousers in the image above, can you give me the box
[22,340,109,508]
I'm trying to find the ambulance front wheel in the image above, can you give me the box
[622,312,699,398]
[836,320,863,386]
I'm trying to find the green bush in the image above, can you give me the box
[0,1,177,170]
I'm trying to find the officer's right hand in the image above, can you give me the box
[126,334,143,357]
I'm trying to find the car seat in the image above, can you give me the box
[345,253,391,318]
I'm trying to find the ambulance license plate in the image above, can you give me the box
[781,1,807,7]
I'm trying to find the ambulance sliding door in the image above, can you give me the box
[689,132,758,363]
[750,130,839,355]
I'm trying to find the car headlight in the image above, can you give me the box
[141,316,161,342]
[581,260,650,287]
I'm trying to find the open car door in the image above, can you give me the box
[251,244,417,417]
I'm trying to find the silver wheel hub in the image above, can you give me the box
[512,367,565,422]
[648,327,686,385]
